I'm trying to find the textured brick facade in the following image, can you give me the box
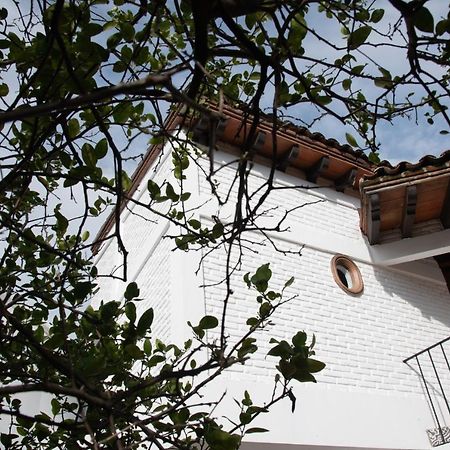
[94,140,450,449]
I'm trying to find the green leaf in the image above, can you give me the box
[121,170,132,191]
[147,179,161,199]
[374,66,393,89]
[165,183,179,202]
[113,102,132,123]
[268,340,292,358]
[188,219,201,229]
[172,150,190,180]
[82,143,97,168]
[192,326,205,339]
[211,222,224,239]
[242,390,252,406]
[277,80,291,106]
[124,282,139,301]
[369,151,380,164]
[120,22,135,41]
[175,236,190,251]
[125,302,136,323]
[73,281,93,300]
[54,208,69,236]
[371,9,384,23]
[342,78,351,91]
[0,83,9,96]
[259,302,271,319]
[144,338,152,355]
[199,315,218,329]
[278,359,297,379]
[124,344,143,359]
[11,399,21,409]
[436,19,450,36]
[347,26,372,50]
[284,276,295,288]
[245,13,257,29]
[316,95,332,106]
[205,427,241,450]
[16,416,33,429]
[345,133,358,147]
[307,358,326,373]
[250,263,272,293]
[288,13,307,50]
[374,79,392,89]
[51,399,61,416]
[292,331,307,348]
[85,23,103,37]
[67,118,80,139]
[292,371,317,383]
[351,65,365,75]
[95,138,108,159]
[246,428,269,434]
[1,433,16,447]
[170,407,190,425]
[100,301,120,320]
[107,32,121,50]
[414,7,434,33]
[137,308,154,335]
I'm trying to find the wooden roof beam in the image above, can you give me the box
[277,145,300,172]
[306,156,329,183]
[251,131,266,152]
[401,185,417,238]
[441,178,450,229]
[434,253,450,292]
[192,116,228,146]
[367,193,381,245]
[192,115,209,145]
[335,168,357,192]
[216,117,228,137]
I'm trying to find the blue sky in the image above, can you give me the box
[1,0,448,165]
[0,0,449,240]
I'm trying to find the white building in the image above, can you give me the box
[93,104,450,450]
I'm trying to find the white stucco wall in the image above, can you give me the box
[202,150,450,450]
[93,145,176,342]
[93,139,450,450]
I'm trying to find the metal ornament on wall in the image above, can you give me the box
[427,426,450,447]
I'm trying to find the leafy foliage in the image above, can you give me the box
[0,0,448,448]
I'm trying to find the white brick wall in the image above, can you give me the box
[199,150,362,241]
[132,236,173,342]
[94,140,450,449]
[195,150,450,448]
[202,241,450,394]
[96,142,450,397]
[93,145,175,342]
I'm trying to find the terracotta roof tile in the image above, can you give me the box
[254,110,372,166]
[370,149,450,179]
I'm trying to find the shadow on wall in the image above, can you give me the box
[371,257,450,437]
[404,342,450,446]
[371,259,450,330]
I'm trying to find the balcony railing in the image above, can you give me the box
[404,336,450,447]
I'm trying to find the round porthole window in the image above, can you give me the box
[330,255,364,295]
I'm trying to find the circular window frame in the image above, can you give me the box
[330,254,364,295]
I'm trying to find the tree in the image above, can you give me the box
[0,0,448,448]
